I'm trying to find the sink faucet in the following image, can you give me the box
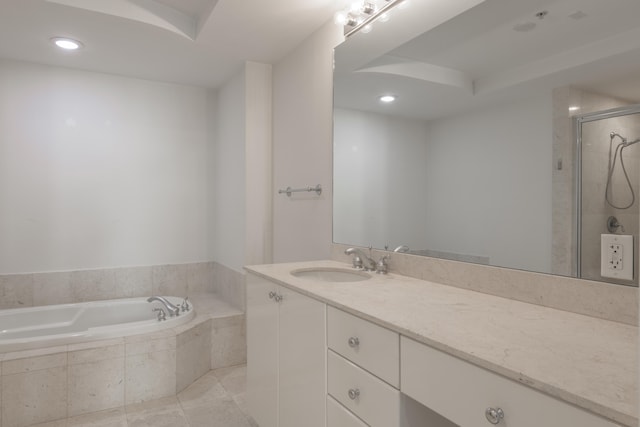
[345,247,376,271]
[147,296,180,317]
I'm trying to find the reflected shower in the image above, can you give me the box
[605,131,640,209]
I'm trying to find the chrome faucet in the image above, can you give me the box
[345,247,376,271]
[147,296,180,317]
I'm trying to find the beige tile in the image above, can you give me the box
[152,265,188,297]
[210,315,246,370]
[212,263,245,311]
[66,408,127,427]
[187,262,214,295]
[176,318,210,347]
[182,396,254,427]
[125,350,176,404]
[125,336,176,357]
[67,339,124,354]
[125,396,189,427]
[28,419,67,427]
[68,344,124,365]
[2,352,67,375]
[176,371,226,409]
[32,271,72,306]
[68,358,125,417]
[2,366,67,427]
[70,269,116,303]
[0,274,34,309]
[213,365,246,397]
[2,346,68,363]
[176,322,211,392]
[114,266,152,299]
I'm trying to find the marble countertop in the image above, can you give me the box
[245,260,638,427]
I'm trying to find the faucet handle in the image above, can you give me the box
[152,307,167,321]
[181,297,190,312]
[351,255,364,269]
[376,255,389,274]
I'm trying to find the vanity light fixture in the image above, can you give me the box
[50,37,83,50]
[568,106,580,112]
[379,95,396,103]
[335,0,405,37]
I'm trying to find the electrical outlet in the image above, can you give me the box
[601,234,634,281]
[608,244,623,270]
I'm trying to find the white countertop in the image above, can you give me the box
[245,260,638,427]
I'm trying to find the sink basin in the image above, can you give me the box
[290,267,371,282]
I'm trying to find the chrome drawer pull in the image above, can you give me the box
[274,294,283,302]
[485,407,504,424]
[348,337,360,348]
[268,291,276,299]
[348,388,360,400]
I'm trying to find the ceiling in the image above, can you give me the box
[334,0,640,120]
[0,0,348,89]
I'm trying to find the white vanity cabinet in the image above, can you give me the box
[401,336,623,427]
[246,273,326,427]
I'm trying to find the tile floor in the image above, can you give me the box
[30,365,257,427]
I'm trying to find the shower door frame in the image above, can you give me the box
[575,103,640,280]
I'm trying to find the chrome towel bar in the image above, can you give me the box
[278,184,322,197]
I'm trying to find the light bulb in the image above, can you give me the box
[334,10,348,25]
[379,95,396,103]
[51,37,83,50]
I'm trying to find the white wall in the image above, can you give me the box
[212,62,273,272]
[272,21,343,262]
[424,94,553,272]
[333,108,430,250]
[213,69,246,272]
[0,60,216,274]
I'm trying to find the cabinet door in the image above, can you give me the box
[247,274,279,427]
[401,337,622,427]
[278,286,327,427]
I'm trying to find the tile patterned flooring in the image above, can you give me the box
[31,365,257,427]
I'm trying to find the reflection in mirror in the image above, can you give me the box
[333,0,640,285]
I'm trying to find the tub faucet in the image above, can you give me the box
[147,296,180,317]
[345,247,376,271]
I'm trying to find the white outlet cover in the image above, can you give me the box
[601,234,634,281]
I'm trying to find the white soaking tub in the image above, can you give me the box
[0,296,195,353]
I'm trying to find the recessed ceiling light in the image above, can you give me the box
[379,95,396,103]
[51,37,83,50]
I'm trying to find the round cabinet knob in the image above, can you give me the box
[348,337,360,348]
[348,388,360,400]
[274,294,283,302]
[485,407,504,424]
[268,291,276,299]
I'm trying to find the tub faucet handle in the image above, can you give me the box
[152,307,167,321]
[181,297,190,312]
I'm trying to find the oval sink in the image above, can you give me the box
[290,267,371,282]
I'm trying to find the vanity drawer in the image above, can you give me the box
[328,350,400,427]
[327,306,399,387]
[401,337,622,427]
[327,395,369,427]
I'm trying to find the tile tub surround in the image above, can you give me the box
[0,261,246,310]
[245,260,638,427]
[0,295,246,427]
[22,365,256,427]
[332,243,638,326]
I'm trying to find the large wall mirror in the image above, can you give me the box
[333,0,640,286]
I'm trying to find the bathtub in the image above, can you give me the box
[0,296,195,353]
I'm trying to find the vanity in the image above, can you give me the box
[245,260,637,427]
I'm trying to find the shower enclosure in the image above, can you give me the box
[577,104,640,285]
